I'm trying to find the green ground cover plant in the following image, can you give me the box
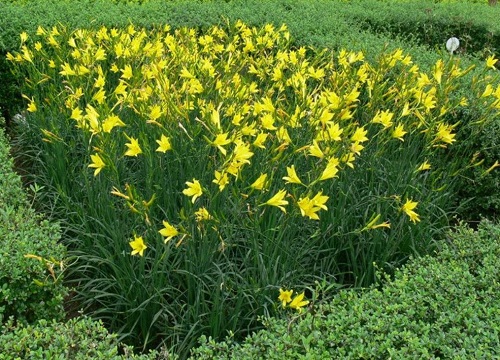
[0,317,158,359]
[7,18,500,358]
[189,220,500,359]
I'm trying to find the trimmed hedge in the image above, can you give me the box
[0,316,158,359]
[190,220,500,359]
[339,0,500,58]
[0,112,67,325]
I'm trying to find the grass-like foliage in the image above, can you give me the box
[0,112,66,326]
[7,22,500,356]
[190,220,500,359]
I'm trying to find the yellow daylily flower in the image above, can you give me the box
[311,191,329,211]
[392,124,407,141]
[278,288,293,307]
[195,207,213,221]
[486,55,498,69]
[417,161,431,171]
[342,152,356,169]
[156,134,172,153]
[308,140,324,158]
[253,132,268,149]
[102,115,125,133]
[351,126,368,143]
[289,292,309,312]
[433,59,443,84]
[435,123,456,145]
[261,113,277,130]
[402,199,420,223]
[121,64,133,79]
[27,99,37,113]
[327,123,343,141]
[213,170,229,191]
[297,197,320,220]
[276,126,292,145]
[159,221,179,243]
[124,137,142,157]
[401,102,411,117]
[60,62,76,76]
[183,179,203,203]
[263,189,288,213]
[149,105,162,121]
[212,132,231,155]
[283,165,303,185]
[88,153,105,176]
[351,142,364,155]
[319,157,340,181]
[36,26,46,36]
[129,235,147,256]
[372,110,394,128]
[250,173,268,190]
[481,84,493,98]
[297,192,328,220]
[94,74,106,88]
[210,109,221,128]
[71,108,83,122]
[232,141,254,164]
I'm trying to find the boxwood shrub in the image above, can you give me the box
[0,316,158,360]
[189,220,500,359]
[338,0,500,58]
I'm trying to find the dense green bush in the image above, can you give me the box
[0,112,66,325]
[0,316,158,359]
[340,0,500,58]
[190,220,500,359]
